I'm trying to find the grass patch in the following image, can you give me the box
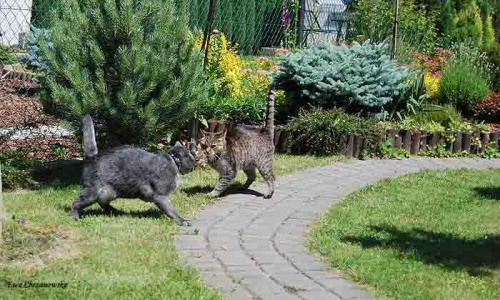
[309,169,500,300]
[1,154,340,300]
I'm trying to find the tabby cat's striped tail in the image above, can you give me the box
[82,114,98,160]
[265,82,276,141]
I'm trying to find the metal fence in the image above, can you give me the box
[0,0,354,161]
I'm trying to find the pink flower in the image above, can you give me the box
[281,9,291,29]
[241,68,252,74]
[257,69,270,76]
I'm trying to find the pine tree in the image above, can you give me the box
[451,1,484,47]
[483,13,496,47]
[441,0,455,47]
[40,0,206,147]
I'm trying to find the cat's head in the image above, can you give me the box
[169,141,195,174]
[199,129,225,159]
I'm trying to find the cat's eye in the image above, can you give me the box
[201,144,207,149]
[210,144,217,148]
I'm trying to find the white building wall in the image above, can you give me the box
[0,0,33,47]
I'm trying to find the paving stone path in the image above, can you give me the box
[176,158,500,300]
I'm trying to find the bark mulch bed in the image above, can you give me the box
[0,79,81,160]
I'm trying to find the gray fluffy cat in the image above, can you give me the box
[200,83,276,199]
[71,115,195,226]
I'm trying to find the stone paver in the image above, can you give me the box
[176,158,500,300]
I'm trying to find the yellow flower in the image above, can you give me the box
[424,73,440,99]
[194,30,243,98]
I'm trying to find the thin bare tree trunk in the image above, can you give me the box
[390,0,400,60]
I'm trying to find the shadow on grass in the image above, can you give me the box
[58,204,165,219]
[32,159,83,188]
[474,187,500,200]
[341,224,500,276]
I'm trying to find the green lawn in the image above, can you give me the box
[309,169,500,300]
[0,154,339,300]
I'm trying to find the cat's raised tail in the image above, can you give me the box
[265,82,276,141]
[82,114,98,160]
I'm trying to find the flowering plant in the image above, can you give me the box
[195,30,244,98]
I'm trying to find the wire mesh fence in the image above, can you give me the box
[0,0,354,161]
[1,0,78,160]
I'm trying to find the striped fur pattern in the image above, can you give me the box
[200,83,276,198]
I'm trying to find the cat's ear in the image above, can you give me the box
[199,129,208,137]
[174,141,183,148]
[214,128,226,137]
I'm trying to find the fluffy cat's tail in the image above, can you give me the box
[82,114,98,160]
[265,82,276,141]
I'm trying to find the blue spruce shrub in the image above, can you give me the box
[26,26,53,73]
[276,41,412,114]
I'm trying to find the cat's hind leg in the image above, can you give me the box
[241,168,256,190]
[71,188,98,219]
[153,194,190,226]
[97,186,118,214]
[207,169,237,198]
[257,162,275,199]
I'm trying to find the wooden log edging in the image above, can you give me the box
[199,120,500,157]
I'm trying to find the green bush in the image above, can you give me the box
[0,44,16,65]
[451,41,493,83]
[203,95,267,125]
[203,92,287,125]
[409,104,463,128]
[40,0,206,148]
[31,0,61,28]
[450,2,484,47]
[483,43,500,92]
[276,42,412,115]
[0,151,40,190]
[350,0,437,53]
[285,108,382,156]
[439,59,491,112]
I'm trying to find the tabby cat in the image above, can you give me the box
[200,83,277,198]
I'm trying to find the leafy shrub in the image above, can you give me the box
[276,42,412,115]
[423,74,440,99]
[0,151,40,190]
[203,95,266,124]
[350,0,437,53]
[0,44,16,65]
[26,26,53,73]
[195,31,244,98]
[40,0,206,147]
[474,92,500,122]
[408,104,462,128]
[378,140,410,160]
[451,42,493,84]
[439,59,490,112]
[450,2,483,47]
[413,47,453,75]
[482,13,495,48]
[482,142,500,159]
[285,108,382,156]
[483,43,500,92]
[31,0,61,28]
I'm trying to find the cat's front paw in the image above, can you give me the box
[206,191,220,198]
[177,219,192,226]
